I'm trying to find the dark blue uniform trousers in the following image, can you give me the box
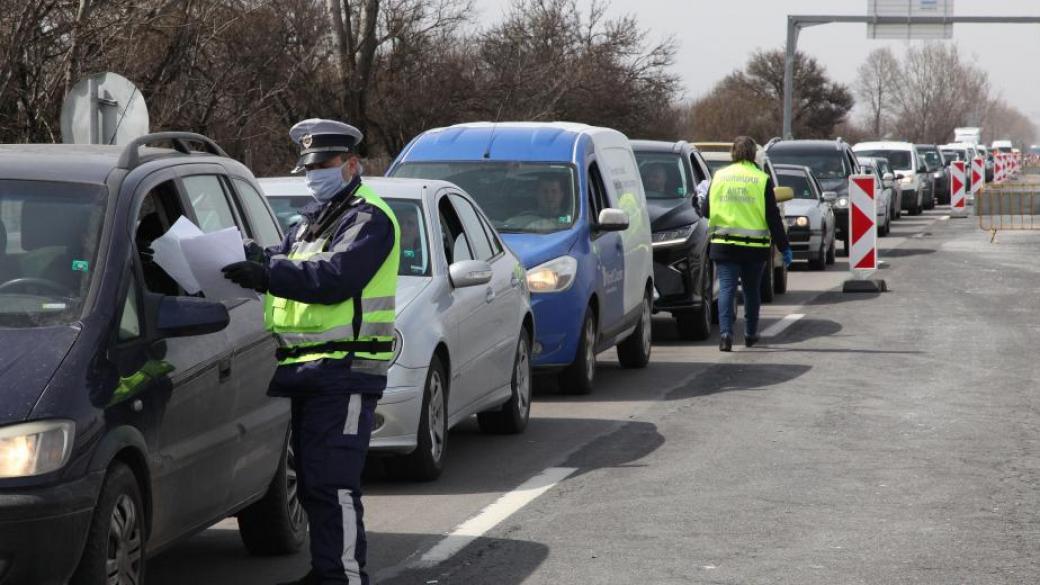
[292,392,379,585]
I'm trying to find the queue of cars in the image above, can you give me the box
[0,124,957,584]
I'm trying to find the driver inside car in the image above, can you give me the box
[513,174,571,231]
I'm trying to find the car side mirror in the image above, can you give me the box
[918,165,927,173]
[448,259,493,288]
[155,295,230,338]
[595,208,629,232]
[883,172,894,181]
[822,191,838,203]
[773,186,794,203]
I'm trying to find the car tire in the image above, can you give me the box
[386,356,448,481]
[879,209,891,237]
[675,263,713,341]
[71,462,146,585]
[825,236,836,265]
[238,432,307,556]
[559,308,597,394]
[841,235,850,255]
[760,256,775,303]
[617,290,652,369]
[478,329,532,434]
[809,241,826,271]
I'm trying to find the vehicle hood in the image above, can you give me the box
[0,326,79,424]
[818,178,849,195]
[396,277,431,316]
[784,199,820,217]
[647,198,700,231]
[501,230,581,269]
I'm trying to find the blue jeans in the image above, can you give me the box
[716,260,766,337]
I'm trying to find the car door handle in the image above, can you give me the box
[218,357,232,382]
[485,287,496,303]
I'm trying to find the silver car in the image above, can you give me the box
[774,164,836,271]
[260,176,534,481]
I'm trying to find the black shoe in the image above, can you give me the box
[277,573,317,585]
[719,334,733,352]
[745,335,760,348]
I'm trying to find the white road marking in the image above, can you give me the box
[415,466,578,567]
[761,313,805,338]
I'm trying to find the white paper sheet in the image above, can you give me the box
[179,226,254,301]
[151,217,204,294]
[151,217,257,301]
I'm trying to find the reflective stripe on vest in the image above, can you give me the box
[707,161,771,248]
[263,184,400,367]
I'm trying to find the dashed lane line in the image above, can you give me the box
[761,313,805,338]
[414,466,578,568]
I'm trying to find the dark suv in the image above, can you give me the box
[765,139,861,253]
[0,134,303,585]
[631,140,715,340]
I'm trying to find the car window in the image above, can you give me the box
[118,272,141,341]
[589,163,609,221]
[634,152,689,199]
[438,196,471,265]
[856,150,911,171]
[233,178,281,247]
[183,175,237,233]
[776,173,818,200]
[450,194,495,261]
[386,199,431,277]
[767,149,849,180]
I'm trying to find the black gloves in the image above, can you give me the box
[243,239,266,263]
[222,261,269,293]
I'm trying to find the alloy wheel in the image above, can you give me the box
[515,338,531,419]
[285,438,305,530]
[583,317,596,383]
[106,494,142,585]
[427,370,446,463]
[640,297,652,356]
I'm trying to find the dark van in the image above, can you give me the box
[0,134,303,585]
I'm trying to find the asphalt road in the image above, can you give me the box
[149,207,1040,584]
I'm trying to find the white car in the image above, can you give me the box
[260,176,534,481]
[853,141,927,216]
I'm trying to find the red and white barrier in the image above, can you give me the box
[995,154,1005,183]
[843,175,885,293]
[950,160,967,217]
[971,156,984,199]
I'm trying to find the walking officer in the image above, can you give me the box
[222,119,400,585]
[701,136,792,352]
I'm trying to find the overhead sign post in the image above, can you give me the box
[843,175,887,293]
[950,160,967,217]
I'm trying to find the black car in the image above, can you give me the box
[0,134,303,585]
[631,140,715,340]
[916,144,946,207]
[765,138,861,253]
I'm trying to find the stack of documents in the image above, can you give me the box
[151,217,257,301]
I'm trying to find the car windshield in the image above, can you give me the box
[0,180,106,328]
[266,195,431,277]
[705,159,730,175]
[776,173,818,200]
[919,150,941,170]
[391,162,577,234]
[941,150,961,161]
[857,149,911,171]
[767,150,848,180]
[633,152,689,199]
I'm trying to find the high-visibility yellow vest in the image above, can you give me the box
[263,184,400,373]
[707,161,771,248]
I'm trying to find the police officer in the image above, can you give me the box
[702,136,792,352]
[222,119,399,585]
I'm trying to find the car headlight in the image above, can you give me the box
[526,255,578,293]
[651,224,696,247]
[836,197,849,208]
[933,171,944,179]
[0,420,74,478]
[787,216,809,228]
[899,176,915,186]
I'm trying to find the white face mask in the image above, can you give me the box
[305,165,347,202]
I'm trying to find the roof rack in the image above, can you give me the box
[117,132,229,170]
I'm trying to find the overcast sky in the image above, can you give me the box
[476,0,1040,129]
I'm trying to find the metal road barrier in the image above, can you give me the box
[977,182,1040,237]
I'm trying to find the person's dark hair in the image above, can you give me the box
[731,136,758,164]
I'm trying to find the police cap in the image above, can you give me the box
[289,118,363,172]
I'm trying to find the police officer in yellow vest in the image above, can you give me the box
[703,136,792,352]
[222,119,399,585]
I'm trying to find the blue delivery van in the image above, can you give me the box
[388,122,654,394]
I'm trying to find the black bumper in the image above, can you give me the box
[652,245,707,313]
[0,470,104,585]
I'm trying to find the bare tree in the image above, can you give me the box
[854,47,900,138]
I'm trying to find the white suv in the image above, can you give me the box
[853,141,927,216]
